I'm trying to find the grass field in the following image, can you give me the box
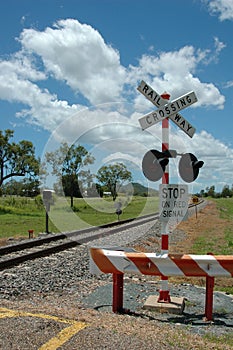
[0,195,158,238]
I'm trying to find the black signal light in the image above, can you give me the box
[179,153,204,183]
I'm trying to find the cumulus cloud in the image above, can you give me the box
[205,0,233,21]
[174,130,233,190]
[19,19,126,105]
[0,56,82,130]
[130,45,225,111]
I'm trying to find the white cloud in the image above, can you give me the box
[205,0,233,21]
[0,55,46,103]
[177,130,233,191]
[19,19,126,105]
[102,152,142,168]
[0,58,82,130]
[225,80,233,88]
[129,45,225,111]
[214,37,226,55]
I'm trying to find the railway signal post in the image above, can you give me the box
[138,80,201,311]
[160,92,171,302]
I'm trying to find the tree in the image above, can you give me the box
[199,189,205,197]
[221,185,232,198]
[207,185,215,198]
[62,174,82,198]
[45,142,94,207]
[0,129,40,188]
[96,162,132,201]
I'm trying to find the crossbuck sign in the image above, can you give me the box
[137,80,197,138]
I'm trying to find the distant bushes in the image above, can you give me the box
[0,195,44,215]
[0,205,15,214]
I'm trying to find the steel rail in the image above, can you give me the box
[0,211,157,255]
[0,213,159,271]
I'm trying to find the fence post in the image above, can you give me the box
[112,273,124,313]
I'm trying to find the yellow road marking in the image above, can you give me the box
[0,308,76,324]
[38,322,87,350]
[0,307,87,350]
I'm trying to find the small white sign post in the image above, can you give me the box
[43,190,54,234]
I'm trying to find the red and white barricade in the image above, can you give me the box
[89,247,233,320]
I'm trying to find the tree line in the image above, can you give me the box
[0,129,132,205]
[196,185,233,198]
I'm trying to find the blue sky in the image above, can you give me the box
[0,0,233,194]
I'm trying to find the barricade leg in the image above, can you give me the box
[112,273,124,313]
[157,275,171,303]
[205,276,215,321]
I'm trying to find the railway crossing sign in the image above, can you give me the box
[159,184,189,223]
[137,80,169,108]
[137,80,197,137]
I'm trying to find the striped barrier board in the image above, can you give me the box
[89,247,233,278]
[89,247,233,320]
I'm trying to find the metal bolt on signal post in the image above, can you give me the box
[158,92,171,303]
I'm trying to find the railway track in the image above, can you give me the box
[0,200,204,271]
[0,213,158,271]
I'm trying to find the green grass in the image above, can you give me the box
[215,197,233,219]
[191,198,233,255]
[215,198,233,249]
[48,195,158,232]
[0,195,158,238]
[214,199,233,255]
[0,214,58,237]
